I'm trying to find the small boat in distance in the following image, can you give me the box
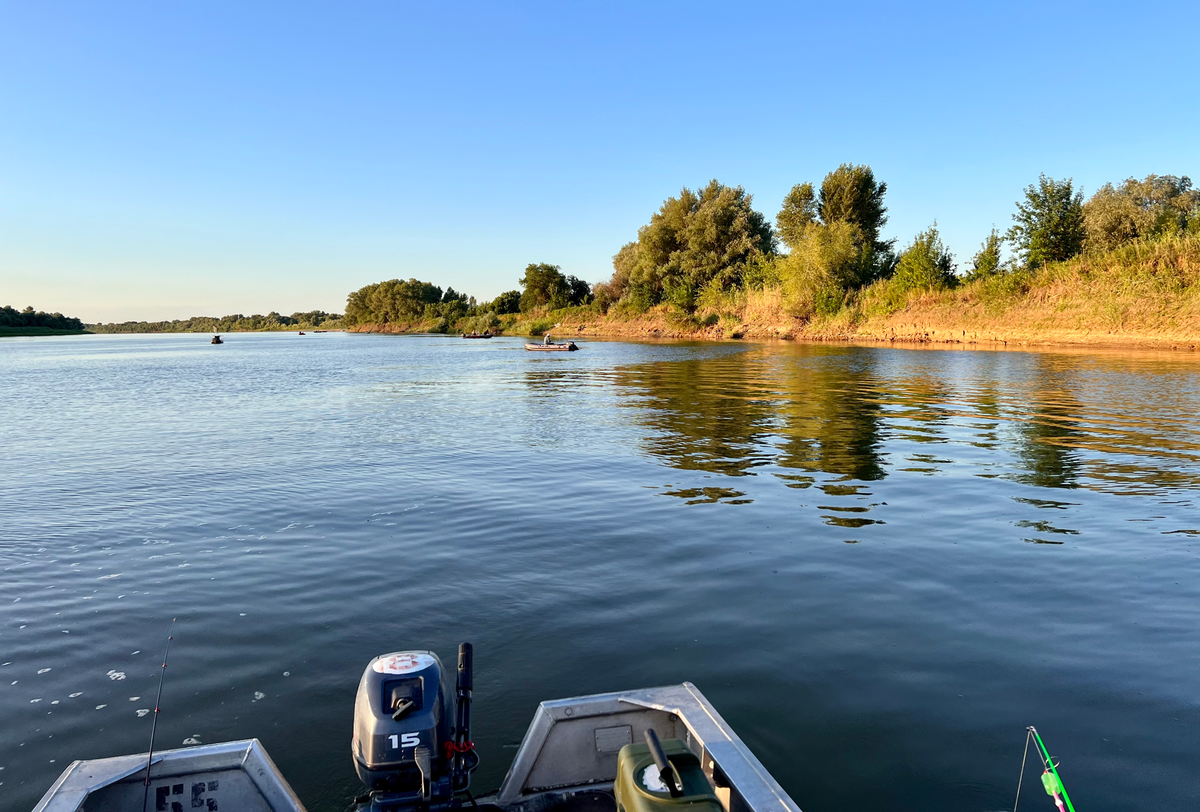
[461,331,493,339]
[211,335,223,344]
[298,331,305,335]
[525,339,578,351]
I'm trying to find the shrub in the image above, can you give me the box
[892,224,956,293]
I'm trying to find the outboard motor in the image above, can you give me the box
[353,645,478,812]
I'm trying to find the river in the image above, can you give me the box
[2,332,1198,811]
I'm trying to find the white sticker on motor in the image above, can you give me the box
[373,653,435,674]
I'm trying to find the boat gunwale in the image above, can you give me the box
[32,738,307,812]
[489,683,800,812]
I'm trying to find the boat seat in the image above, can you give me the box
[614,738,723,812]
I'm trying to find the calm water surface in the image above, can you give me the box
[2,333,1198,811]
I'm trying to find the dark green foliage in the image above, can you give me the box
[491,290,521,314]
[345,278,444,324]
[567,275,591,306]
[605,241,640,303]
[892,224,956,292]
[518,263,590,311]
[776,183,818,251]
[818,164,894,262]
[441,286,468,304]
[742,254,782,289]
[1084,175,1200,251]
[967,229,1005,280]
[611,180,774,308]
[0,305,84,332]
[775,165,896,291]
[1007,175,1086,268]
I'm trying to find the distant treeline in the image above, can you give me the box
[90,310,343,333]
[343,264,591,334]
[1,305,85,332]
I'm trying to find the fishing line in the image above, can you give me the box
[1013,727,1032,812]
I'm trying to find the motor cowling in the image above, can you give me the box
[352,651,450,797]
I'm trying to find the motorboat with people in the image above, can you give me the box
[461,332,493,339]
[525,335,578,351]
[210,335,223,344]
[32,644,799,812]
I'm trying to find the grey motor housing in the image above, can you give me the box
[352,651,450,797]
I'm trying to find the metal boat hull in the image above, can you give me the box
[34,684,800,812]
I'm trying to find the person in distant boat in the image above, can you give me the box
[544,333,552,345]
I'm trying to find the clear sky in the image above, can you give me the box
[2,0,1197,322]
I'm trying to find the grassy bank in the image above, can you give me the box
[352,235,1200,350]
[555,234,1200,349]
[0,326,90,337]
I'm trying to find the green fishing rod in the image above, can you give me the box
[1025,726,1076,812]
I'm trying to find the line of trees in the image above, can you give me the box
[344,278,470,326]
[1,305,85,331]
[90,310,343,333]
[343,263,592,332]
[590,166,1200,319]
[339,167,1198,332]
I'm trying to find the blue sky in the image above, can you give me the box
[2,0,1197,322]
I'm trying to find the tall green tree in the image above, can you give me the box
[775,182,818,251]
[566,275,591,305]
[818,164,893,260]
[612,180,774,307]
[518,263,567,311]
[345,278,446,324]
[517,264,591,311]
[775,164,895,288]
[491,290,521,314]
[966,229,1004,280]
[1007,175,1085,267]
[893,224,956,291]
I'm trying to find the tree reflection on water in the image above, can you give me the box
[612,345,888,513]
[607,342,1200,509]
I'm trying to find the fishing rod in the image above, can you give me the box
[1013,726,1076,812]
[141,618,177,812]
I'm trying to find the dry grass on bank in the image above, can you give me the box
[351,235,1200,350]
[558,234,1200,348]
[838,233,1200,346]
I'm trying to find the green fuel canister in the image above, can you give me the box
[614,736,724,812]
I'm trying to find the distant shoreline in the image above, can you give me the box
[0,326,91,338]
[83,323,348,333]
[2,328,348,338]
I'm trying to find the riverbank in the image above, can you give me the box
[566,234,1200,350]
[0,326,90,337]
[352,234,1200,351]
[351,313,1200,350]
